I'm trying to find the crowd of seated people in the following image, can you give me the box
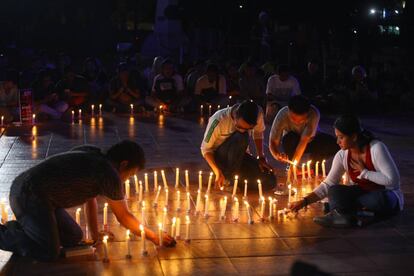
[0,49,413,125]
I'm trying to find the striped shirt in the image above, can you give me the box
[10,147,124,208]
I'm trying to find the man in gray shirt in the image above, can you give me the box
[269,95,338,166]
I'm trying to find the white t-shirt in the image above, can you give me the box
[269,105,320,145]
[265,75,301,106]
[313,140,404,210]
[200,105,265,156]
[195,74,226,95]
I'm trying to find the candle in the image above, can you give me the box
[125,180,130,200]
[71,110,75,123]
[315,161,320,178]
[208,105,212,116]
[141,202,146,225]
[186,192,191,212]
[307,160,312,179]
[200,105,204,116]
[175,168,180,189]
[286,164,291,183]
[153,186,162,207]
[175,217,181,239]
[1,116,4,126]
[291,160,297,182]
[198,171,203,191]
[154,171,158,192]
[103,203,108,230]
[233,197,239,221]
[134,175,139,194]
[217,104,221,110]
[99,104,102,116]
[32,114,36,125]
[273,199,278,216]
[126,229,131,258]
[245,201,253,224]
[232,175,239,198]
[176,191,181,211]
[260,197,265,219]
[288,184,292,206]
[322,160,326,178]
[91,105,95,117]
[185,170,190,192]
[165,188,169,207]
[162,207,167,230]
[138,181,143,203]
[207,172,213,194]
[257,180,263,199]
[83,204,89,240]
[140,224,148,255]
[268,197,273,219]
[144,173,149,192]
[185,215,190,242]
[130,104,134,115]
[102,235,109,262]
[195,189,202,213]
[158,222,163,247]
[243,180,248,198]
[161,170,168,188]
[204,195,209,217]
[342,173,347,184]
[300,164,305,182]
[220,196,227,219]
[78,109,82,120]
[293,187,298,201]
[171,217,176,237]
[75,208,81,225]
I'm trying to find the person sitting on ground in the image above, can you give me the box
[239,61,266,106]
[185,59,206,96]
[0,69,20,124]
[290,115,403,227]
[195,63,227,105]
[348,65,378,113]
[108,63,143,113]
[0,140,175,261]
[201,100,275,190]
[265,64,301,122]
[33,70,69,120]
[146,59,185,112]
[269,95,338,167]
[55,65,90,110]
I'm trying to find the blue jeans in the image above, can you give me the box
[328,185,399,216]
[0,179,83,260]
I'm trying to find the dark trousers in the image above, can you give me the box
[214,132,276,191]
[0,183,83,260]
[328,185,399,216]
[282,131,339,162]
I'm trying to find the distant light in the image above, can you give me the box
[353,30,358,34]
[239,5,243,9]
[403,1,406,9]
[395,10,399,14]
[370,9,376,14]
[396,26,400,31]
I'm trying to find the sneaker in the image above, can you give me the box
[313,210,353,228]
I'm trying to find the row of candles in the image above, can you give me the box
[1,114,37,126]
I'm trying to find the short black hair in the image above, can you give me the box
[106,140,145,170]
[288,95,311,115]
[235,100,259,126]
[206,63,219,73]
[162,58,174,66]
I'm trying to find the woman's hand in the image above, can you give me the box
[350,158,365,173]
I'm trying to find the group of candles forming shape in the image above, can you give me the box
[71,161,335,262]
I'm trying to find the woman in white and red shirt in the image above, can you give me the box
[291,114,402,227]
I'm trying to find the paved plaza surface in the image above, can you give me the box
[0,111,414,276]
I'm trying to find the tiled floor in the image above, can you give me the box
[0,111,414,275]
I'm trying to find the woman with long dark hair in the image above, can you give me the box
[290,114,403,227]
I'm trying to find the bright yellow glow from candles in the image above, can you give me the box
[32,126,37,136]
[139,224,144,232]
